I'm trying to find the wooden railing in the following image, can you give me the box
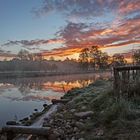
[113,65,140,97]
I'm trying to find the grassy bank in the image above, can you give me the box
[43,79,140,140]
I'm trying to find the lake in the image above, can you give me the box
[0,72,111,127]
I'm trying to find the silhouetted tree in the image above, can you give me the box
[79,48,89,71]
[90,46,99,69]
[99,52,109,69]
[17,49,30,60]
[49,56,55,61]
[112,54,126,66]
[34,53,43,61]
[90,46,109,69]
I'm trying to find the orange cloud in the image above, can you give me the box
[1,0,140,60]
[46,39,65,44]
[42,47,83,59]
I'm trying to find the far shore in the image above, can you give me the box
[0,69,111,78]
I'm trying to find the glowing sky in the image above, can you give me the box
[0,0,140,59]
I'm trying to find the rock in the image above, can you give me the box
[43,104,48,108]
[75,122,84,128]
[0,135,7,140]
[52,99,70,104]
[53,130,60,137]
[48,130,60,140]
[79,119,84,122]
[57,103,65,111]
[66,128,73,135]
[73,127,78,132]
[23,117,29,121]
[55,113,63,118]
[80,131,85,135]
[96,129,104,136]
[49,119,54,124]
[34,109,38,112]
[70,109,76,113]
[58,129,64,135]
[48,134,57,140]
[81,106,87,110]
[74,111,94,119]
[6,121,17,125]
[66,124,71,129]
[87,117,91,120]
[71,137,76,140]
[66,137,70,140]
[70,120,76,127]
[78,138,85,140]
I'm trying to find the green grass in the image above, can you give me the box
[66,80,140,139]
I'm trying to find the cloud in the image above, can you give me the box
[118,0,140,15]
[2,38,64,47]
[0,49,15,58]
[41,11,140,57]
[0,52,16,60]
[42,47,82,57]
[36,0,109,18]
[36,0,140,18]
[1,0,140,59]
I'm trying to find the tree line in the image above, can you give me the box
[78,46,140,70]
[0,47,140,72]
[0,50,58,72]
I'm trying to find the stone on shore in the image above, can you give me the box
[6,121,17,125]
[52,99,70,104]
[74,111,94,119]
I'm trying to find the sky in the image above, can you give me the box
[0,0,140,60]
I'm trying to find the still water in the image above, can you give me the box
[0,73,110,127]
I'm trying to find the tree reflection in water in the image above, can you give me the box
[0,72,111,101]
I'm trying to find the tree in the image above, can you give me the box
[79,48,89,71]
[90,46,103,69]
[133,49,140,64]
[28,53,34,61]
[112,54,126,66]
[17,49,30,60]
[34,53,43,61]
[99,52,109,69]
[78,46,110,70]
[49,56,55,61]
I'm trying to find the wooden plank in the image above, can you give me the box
[2,126,50,136]
[114,65,140,71]
[113,65,140,97]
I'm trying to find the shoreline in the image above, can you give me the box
[1,78,140,139]
[42,79,140,139]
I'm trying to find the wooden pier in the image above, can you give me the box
[113,65,140,98]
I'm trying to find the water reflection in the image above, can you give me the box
[0,73,111,102]
[1,73,110,91]
[0,72,110,126]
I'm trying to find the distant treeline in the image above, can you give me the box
[0,59,58,72]
[0,46,140,72]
